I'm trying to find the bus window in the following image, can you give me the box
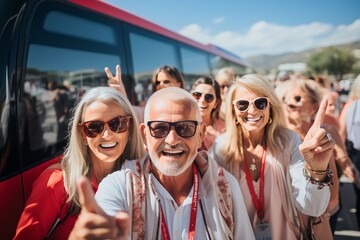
[25,45,120,152]
[44,11,116,45]
[180,47,211,90]
[20,2,126,168]
[129,31,179,102]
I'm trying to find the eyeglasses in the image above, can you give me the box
[79,116,131,138]
[192,91,215,103]
[233,97,270,112]
[147,120,199,138]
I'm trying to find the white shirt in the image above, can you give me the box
[95,156,255,240]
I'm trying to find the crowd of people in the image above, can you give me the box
[13,64,360,239]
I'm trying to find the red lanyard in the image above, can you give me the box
[159,164,200,240]
[243,149,266,221]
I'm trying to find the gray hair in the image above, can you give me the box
[62,87,145,211]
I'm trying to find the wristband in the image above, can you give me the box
[303,166,334,190]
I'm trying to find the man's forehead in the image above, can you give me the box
[149,99,196,118]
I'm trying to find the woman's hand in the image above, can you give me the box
[105,65,127,97]
[299,98,335,171]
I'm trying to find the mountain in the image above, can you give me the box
[245,40,360,73]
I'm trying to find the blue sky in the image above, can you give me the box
[104,0,360,58]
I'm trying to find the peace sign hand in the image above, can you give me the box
[298,98,335,171]
[68,177,130,240]
[105,65,127,97]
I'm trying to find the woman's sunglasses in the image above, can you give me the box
[147,120,199,138]
[79,116,131,138]
[192,91,215,103]
[233,97,270,112]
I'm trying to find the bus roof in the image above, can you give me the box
[69,0,249,67]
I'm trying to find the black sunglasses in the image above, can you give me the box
[192,91,215,103]
[79,116,131,138]
[147,120,199,138]
[233,97,270,112]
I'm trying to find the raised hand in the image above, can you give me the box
[299,98,335,170]
[105,65,127,97]
[68,177,130,240]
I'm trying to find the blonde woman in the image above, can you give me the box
[15,87,145,239]
[209,74,334,239]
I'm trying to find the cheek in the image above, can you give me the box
[87,138,99,152]
[146,136,160,153]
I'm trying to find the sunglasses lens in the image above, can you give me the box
[236,100,250,111]
[204,94,215,103]
[148,122,170,138]
[84,121,104,138]
[108,116,129,133]
[192,92,202,100]
[254,98,268,110]
[294,96,302,102]
[175,121,197,137]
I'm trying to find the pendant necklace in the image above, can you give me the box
[250,158,257,171]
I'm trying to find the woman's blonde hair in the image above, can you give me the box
[62,87,145,212]
[220,74,288,163]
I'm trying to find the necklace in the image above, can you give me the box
[250,158,257,171]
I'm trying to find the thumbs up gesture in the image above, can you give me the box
[68,177,130,240]
[299,98,335,171]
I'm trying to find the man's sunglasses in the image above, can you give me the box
[79,116,131,138]
[192,91,215,103]
[147,120,199,138]
[233,97,270,112]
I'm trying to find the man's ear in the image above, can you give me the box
[139,123,148,151]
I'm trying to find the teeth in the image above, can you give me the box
[246,116,261,122]
[163,149,183,154]
[100,142,117,148]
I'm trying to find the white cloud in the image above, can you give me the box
[178,19,360,58]
[213,17,225,24]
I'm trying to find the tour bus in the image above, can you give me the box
[0,0,249,238]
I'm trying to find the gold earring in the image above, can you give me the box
[268,117,272,124]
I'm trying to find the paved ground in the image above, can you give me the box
[334,176,360,240]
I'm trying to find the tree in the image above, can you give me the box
[307,47,356,80]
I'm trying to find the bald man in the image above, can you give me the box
[69,87,254,240]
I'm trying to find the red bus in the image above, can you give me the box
[0,0,249,238]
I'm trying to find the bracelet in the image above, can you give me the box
[303,166,334,190]
[304,162,329,175]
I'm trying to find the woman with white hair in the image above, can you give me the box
[14,87,145,239]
